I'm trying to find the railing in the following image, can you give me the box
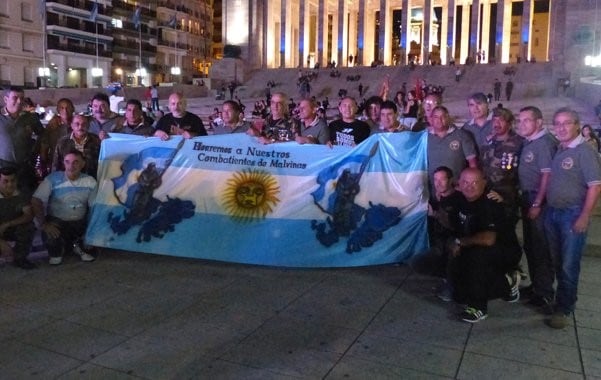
[47,38,112,57]
[47,0,111,14]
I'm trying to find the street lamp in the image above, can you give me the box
[135,67,147,86]
[38,67,50,88]
[91,67,103,88]
[170,66,181,83]
[585,55,601,67]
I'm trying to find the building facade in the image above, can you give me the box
[156,0,213,85]
[0,0,45,88]
[110,0,157,87]
[221,0,597,75]
[45,0,113,88]
[0,0,214,88]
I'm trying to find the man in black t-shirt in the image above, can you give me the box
[447,168,522,323]
[426,166,462,278]
[328,97,370,147]
[154,92,207,140]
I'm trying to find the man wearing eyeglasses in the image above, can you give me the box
[543,107,601,329]
[256,92,300,144]
[412,93,441,132]
[447,168,522,323]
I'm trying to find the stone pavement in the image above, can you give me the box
[1,236,600,379]
[9,91,599,379]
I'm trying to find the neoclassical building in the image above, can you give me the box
[222,0,596,73]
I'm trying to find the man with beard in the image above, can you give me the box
[53,115,100,179]
[88,92,122,140]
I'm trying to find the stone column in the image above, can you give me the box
[358,0,366,65]
[480,0,490,62]
[460,1,470,63]
[337,0,345,67]
[364,3,376,65]
[378,0,387,62]
[422,0,431,64]
[317,0,325,66]
[280,0,286,67]
[521,0,533,61]
[444,0,456,64]
[494,0,504,63]
[401,0,410,65]
[469,0,480,61]
[299,0,306,67]
[261,0,268,68]
[348,6,357,66]
[548,0,566,64]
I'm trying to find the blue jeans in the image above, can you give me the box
[543,206,588,314]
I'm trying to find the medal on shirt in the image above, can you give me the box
[501,152,517,170]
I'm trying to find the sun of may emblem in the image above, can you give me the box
[222,169,281,221]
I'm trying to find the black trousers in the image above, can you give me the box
[42,216,87,258]
[449,244,521,312]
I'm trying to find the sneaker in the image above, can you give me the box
[436,280,453,302]
[72,242,85,256]
[547,312,570,329]
[460,307,488,323]
[504,270,521,303]
[519,284,534,299]
[49,256,63,265]
[527,295,554,315]
[80,252,95,262]
[73,243,95,262]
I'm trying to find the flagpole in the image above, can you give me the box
[95,21,99,71]
[139,25,142,86]
[42,3,47,87]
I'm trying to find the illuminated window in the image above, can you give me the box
[112,19,123,28]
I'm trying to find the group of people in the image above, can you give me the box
[424,91,601,329]
[1,82,599,332]
[0,87,209,269]
[493,78,514,101]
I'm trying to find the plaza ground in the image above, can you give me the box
[2,72,600,379]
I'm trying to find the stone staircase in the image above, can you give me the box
[242,62,558,104]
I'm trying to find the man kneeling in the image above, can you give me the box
[448,168,522,323]
[0,167,36,269]
[32,150,97,265]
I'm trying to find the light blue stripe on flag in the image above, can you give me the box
[87,132,429,267]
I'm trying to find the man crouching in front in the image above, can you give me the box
[32,150,97,265]
[447,168,523,323]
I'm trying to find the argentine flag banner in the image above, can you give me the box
[86,132,429,267]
